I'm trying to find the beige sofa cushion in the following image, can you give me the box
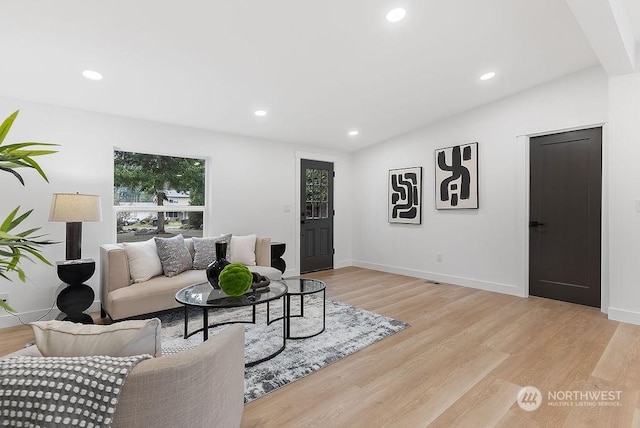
[107,269,207,321]
[229,234,257,266]
[249,265,282,281]
[123,238,163,283]
[31,319,162,357]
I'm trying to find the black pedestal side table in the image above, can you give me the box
[270,242,286,274]
[56,259,95,324]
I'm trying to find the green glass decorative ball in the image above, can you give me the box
[218,263,253,296]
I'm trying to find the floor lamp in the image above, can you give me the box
[49,193,102,323]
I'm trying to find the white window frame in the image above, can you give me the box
[112,148,210,243]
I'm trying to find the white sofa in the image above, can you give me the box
[100,236,281,320]
[2,325,246,428]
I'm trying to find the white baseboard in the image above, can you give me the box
[351,260,524,297]
[281,259,352,279]
[0,301,102,328]
[334,259,352,269]
[607,307,640,326]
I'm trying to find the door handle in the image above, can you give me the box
[529,221,545,227]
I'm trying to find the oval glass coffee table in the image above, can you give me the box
[175,281,287,366]
[268,278,326,339]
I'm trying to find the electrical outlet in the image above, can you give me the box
[0,292,8,305]
[436,253,443,262]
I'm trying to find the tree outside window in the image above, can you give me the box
[114,150,206,243]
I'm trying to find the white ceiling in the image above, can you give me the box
[622,0,640,42]
[0,1,636,151]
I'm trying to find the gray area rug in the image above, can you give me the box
[159,297,409,403]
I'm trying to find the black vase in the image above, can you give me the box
[206,241,230,289]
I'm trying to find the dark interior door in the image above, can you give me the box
[529,127,602,307]
[300,159,334,273]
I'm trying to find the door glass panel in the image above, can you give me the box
[305,167,330,219]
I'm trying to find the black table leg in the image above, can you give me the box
[321,288,326,334]
[183,305,189,339]
[245,294,287,367]
[286,294,291,339]
[203,308,209,341]
[299,294,304,317]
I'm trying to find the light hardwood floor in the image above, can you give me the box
[2,267,639,427]
[242,268,640,427]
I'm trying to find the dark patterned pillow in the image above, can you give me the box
[154,234,192,277]
[192,234,232,270]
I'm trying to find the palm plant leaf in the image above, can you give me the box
[0,165,24,184]
[15,227,43,237]
[0,141,58,150]
[0,298,15,313]
[0,207,19,231]
[0,207,56,279]
[18,246,53,266]
[0,111,58,185]
[15,156,50,182]
[0,109,58,313]
[0,110,18,144]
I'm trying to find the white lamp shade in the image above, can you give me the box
[49,193,102,222]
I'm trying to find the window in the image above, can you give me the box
[113,150,206,243]
[305,168,329,219]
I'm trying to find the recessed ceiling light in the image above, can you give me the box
[480,72,496,81]
[82,70,103,81]
[348,130,359,137]
[386,8,406,23]
[254,110,267,117]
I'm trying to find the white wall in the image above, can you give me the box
[0,98,352,327]
[5,66,639,327]
[351,67,609,299]
[608,72,640,324]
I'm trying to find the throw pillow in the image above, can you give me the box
[123,238,163,283]
[184,237,195,260]
[31,318,162,358]
[154,234,193,277]
[192,234,232,270]
[229,234,257,266]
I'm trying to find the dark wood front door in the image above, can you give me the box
[529,127,602,307]
[300,159,334,273]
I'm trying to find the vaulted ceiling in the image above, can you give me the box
[1,1,638,151]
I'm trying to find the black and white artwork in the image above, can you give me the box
[389,167,422,224]
[435,142,478,209]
